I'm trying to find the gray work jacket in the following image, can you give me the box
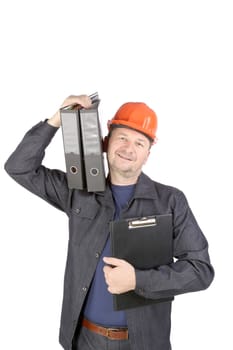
[4,121,214,350]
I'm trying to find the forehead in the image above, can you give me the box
[111,127,149,143]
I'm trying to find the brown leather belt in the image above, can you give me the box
[82,318,129,340]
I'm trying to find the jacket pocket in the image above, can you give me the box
[69,205,99,246]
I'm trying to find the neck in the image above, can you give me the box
[109,171,139,186]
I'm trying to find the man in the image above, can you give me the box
[4,94,214,350]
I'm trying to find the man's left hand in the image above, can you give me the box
[103,257,136,294]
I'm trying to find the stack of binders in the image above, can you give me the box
[60,93,106,192]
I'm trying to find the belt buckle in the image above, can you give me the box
[106,327,128,340]
[107,327,118,339]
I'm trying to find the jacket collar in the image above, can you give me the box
[133,172,157,200]
[95,172,157,203]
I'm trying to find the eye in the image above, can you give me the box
[136,141,144,148]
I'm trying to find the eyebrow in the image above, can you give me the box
[117,132,147,143]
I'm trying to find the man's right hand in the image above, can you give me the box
[47,94,92,128]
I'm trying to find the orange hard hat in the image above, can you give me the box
[108,102,158,142]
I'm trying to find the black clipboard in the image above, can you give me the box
[110,214,174,310]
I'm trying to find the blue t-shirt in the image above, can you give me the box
[83,184,135,327]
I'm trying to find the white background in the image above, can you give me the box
[0,1,232,349]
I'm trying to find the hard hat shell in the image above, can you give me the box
[108,102,157,141]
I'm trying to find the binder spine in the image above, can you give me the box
[79,104,106,192]
[60,109,86,189]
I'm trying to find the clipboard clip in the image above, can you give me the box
[128,216,157,229]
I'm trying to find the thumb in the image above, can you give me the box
[103,257,125,266]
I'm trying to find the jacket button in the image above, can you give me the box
[82,286,88,292]
[75,208,81,214]
[95,252,100,258]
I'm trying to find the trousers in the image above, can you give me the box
[72,326,131,350]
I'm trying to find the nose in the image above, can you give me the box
[122,140,135,153]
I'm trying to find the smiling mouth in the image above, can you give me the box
[117,153,133,161]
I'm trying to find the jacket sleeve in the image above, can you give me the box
[135,190,214,299]
[4,121,70,214]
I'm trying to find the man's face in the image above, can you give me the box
[107,127,151,181]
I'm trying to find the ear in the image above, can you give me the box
[102,136,109,153]
[107,120,112,129]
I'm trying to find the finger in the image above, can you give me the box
[103,257,126,266]
[103,265,112,275]
[61,95,91,109]
[108,286,121,295]
[81,95,92,108]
